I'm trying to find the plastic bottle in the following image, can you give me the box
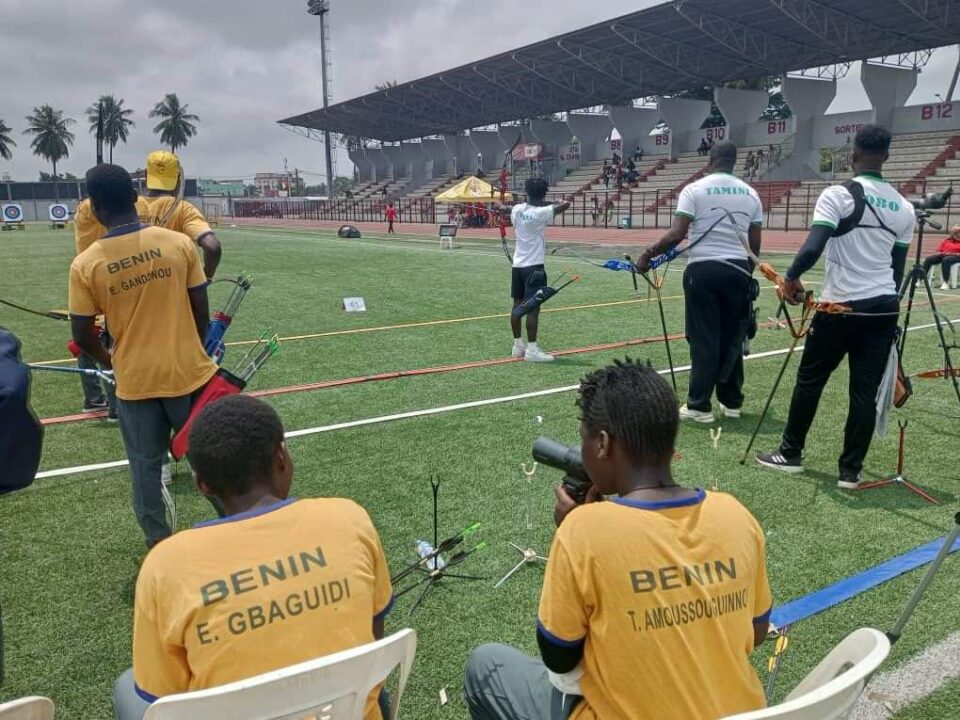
[415,540,446,571]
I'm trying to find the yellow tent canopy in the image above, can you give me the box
[434,176,512,203]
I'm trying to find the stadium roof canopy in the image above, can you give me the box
[280,0,960,141]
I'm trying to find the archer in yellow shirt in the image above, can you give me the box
[112,395,394,720]
[74,150,222,278]
[69,163,218,547]
[465,359,772,720]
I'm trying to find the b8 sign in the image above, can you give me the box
[921,103,953,121]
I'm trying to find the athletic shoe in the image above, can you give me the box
[756,450,804,474]
[161,462,172,487]
[679,405,714,424]
[941,282,951,291]
[718,403,742,419]
[82,398,108,413]
[524,347,555,362]
[107,407,119,423]
[837,472,862,490]
[511,341,527,358]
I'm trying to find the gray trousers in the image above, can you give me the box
[116,393,219,547]
[113,668,393,720]
[464,644,580,720]
[78,351,117,408]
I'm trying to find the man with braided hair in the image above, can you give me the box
[757,125,914,488]
[465,359,772,720]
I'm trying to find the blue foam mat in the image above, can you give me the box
[771,534,960,629]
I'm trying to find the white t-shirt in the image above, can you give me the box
[811,174,915,303]
[675,173,763,264]
[511,203,555,268]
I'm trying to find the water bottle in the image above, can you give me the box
[415,540,446,571]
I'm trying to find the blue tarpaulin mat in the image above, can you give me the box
[771,534,960,629]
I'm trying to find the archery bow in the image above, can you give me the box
[498,130,523,263]
[0,299,69,322]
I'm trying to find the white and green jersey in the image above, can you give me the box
[811,173,915,303]
[675,172,763,265]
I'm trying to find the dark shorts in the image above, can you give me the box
[512,264,547,301]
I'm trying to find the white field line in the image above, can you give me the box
[851,632,960,720]
[34,318,954,481]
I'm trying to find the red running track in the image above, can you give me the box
[230,218,811,253]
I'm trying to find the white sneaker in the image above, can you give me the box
[718,403,741,419]
[679,405,714,423]
[524,347,555,362]
[161,462,172,487]
[941,282,951,291]
[511,341,526,358]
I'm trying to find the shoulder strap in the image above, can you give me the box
[833,180,866,237]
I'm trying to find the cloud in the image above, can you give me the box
[0,0,955,183]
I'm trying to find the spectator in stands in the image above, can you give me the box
[615,163,624,190]
[634,145,644,162]
[381,186,388,198]
[745,150,756,178]
[464,359,772,720]
[756,125,915,489]
[637,141,763,424]
[591,196,600,227]
[602,162,611,189]
[112,395,394,720]
[385,202,397,234]
[70,164,219,547]
[510,178,572,363]
[756,148,766,168]
[612,151,621,166]
[925,224,960,289]
[698,138,710,157]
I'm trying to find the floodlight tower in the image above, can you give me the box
[307,0,335,198]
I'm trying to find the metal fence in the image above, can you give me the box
[228,181,955,233]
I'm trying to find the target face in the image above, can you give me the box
[2,204,24,222]
[49,204,69,221]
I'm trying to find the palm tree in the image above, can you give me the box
[23,105,75,178]
[86,95,135,163]
[149,93,199,152]
[0,119,15,161]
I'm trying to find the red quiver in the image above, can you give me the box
[169,368,246,460]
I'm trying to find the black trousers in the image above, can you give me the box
[780,304,898,475]
[683,259,752,411]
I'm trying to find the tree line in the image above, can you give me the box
[0,93,199,180]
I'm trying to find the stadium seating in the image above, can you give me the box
[766,131,959,229]
[142,629,417,720]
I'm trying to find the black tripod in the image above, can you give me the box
[898,209,960,407]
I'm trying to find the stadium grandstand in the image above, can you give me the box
[249,0,960,232]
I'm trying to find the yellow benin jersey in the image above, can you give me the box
[537,490,772,720]
[68,224,217,400]
[131,498,394,720]
[74,196,212,255]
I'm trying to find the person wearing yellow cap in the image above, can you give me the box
[72,151,222,418]
[74,150,222,278]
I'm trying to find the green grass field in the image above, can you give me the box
[1,223,959,719]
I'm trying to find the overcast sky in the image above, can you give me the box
[0,0,957,184]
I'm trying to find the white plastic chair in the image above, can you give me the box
[143,628,417,720]
[0,696,55,720]
[722,628,890,719]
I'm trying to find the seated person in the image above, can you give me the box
[924,224,960,290]
[113,395,393,720]
[465,359,772,720]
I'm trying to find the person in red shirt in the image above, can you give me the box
[385,203,397,234]
[925,224,960,290]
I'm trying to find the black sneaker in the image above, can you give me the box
[837,472,862,490]
[756,450,804,474]
[107,407,119,423]
[82,398,109,413]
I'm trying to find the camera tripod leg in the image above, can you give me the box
[740,334,802,464]
[887,513,960,644]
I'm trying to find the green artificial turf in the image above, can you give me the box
[1,224,958,718]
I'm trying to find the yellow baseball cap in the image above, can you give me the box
[146,150,181,191]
